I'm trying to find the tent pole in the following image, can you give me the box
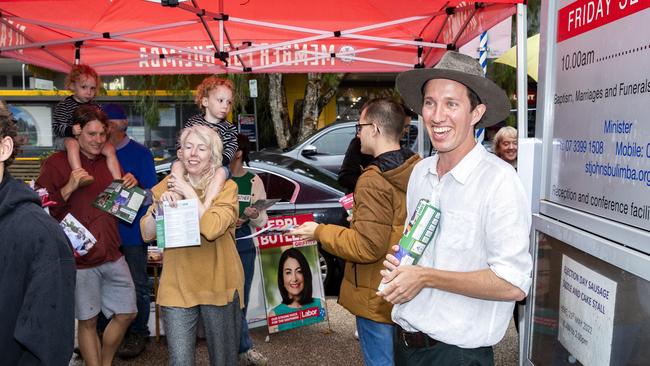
[0,35,96,52]
[450,7,479,47]
[340,34,446,48]
[516,3,528,138]
[8,16,97,35]
[515,3,528,365]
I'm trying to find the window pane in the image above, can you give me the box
[401,124,419,151]
[255,172,295,202]
[529,233,650,366]
[8,104,53,151]
[311,126,355,155]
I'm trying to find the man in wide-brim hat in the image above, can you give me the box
[378,51,533,366]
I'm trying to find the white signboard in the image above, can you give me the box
[548,1,650,230]
[558,255,617,366]
[249,79,258,98]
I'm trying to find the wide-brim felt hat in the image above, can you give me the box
[396,51,511,128]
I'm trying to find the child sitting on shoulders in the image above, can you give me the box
[52,64,121,186]
[171,76,238,204]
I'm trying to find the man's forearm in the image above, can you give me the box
[59,182,75,202]
[420,267,526,301]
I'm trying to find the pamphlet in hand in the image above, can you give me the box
[338,193,354,216]
[93,180,146,224]
[236,222,293,241]
[60,213,97,257]
[239,198,280,219]
[378,199,441,291]
[155,198,201,249]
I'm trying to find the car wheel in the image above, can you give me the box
[319,251,329,284]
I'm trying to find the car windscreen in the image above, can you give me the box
[284,123,350,151]
[310,125,356,156]
[286,160,344,193]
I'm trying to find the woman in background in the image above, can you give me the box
[492,126,518,168]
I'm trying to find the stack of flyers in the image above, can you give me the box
[338,193,354,216]
[60,213,97,257]
[378,199,440,291]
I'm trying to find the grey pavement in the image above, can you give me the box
[70,297,518,365]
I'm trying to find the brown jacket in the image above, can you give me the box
[314,150,420,323]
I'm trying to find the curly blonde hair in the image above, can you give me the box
[65,64,101,90]
[194,76,234,113]
[178,126,223,199]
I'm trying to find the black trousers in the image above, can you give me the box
[394,328,494,366]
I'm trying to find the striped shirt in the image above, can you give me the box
[182,114,238,165]
[52,96,99,138]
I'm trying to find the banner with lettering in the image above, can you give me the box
[257,214,327,333]
[549,0,650,231]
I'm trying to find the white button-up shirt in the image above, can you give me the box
[392,143,533,348]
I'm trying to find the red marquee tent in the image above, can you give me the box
[0,0,522,75]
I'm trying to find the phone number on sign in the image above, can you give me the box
[558,139,605,155]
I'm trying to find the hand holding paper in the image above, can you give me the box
[290,221,319,240]
[243,206,259,219]
[121,173,138,189]
[377,199,440,293]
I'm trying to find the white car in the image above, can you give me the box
[277,120,432,175]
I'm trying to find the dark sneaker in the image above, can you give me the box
[117,333,148,359]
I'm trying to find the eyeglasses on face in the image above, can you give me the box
[355,123,373,133]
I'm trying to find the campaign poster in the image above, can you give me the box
[549,0,650,231]
[257,213,327,333]
[238,114,257,143]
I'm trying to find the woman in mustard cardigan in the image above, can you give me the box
[141,125,244,366]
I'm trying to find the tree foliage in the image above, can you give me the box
[134,74,193,128]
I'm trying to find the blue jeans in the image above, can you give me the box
[356,316,394,366]
[236,225,256,353]
[162,295,241,366]
[122,245,150,335]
